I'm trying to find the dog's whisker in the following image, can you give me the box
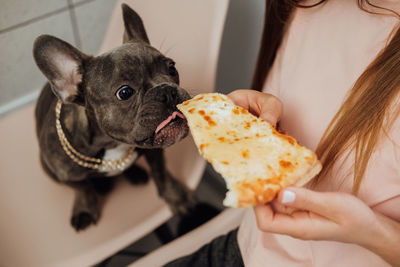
[164,43,177,57]
[159,36,167,52]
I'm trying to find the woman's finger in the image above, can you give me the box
[254,203,339,240]
[227,90,283,126]
[254,204,310,237]
[276,187,346,221]
[271,198,297,214]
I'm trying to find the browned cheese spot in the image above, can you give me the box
[204,115,216,126]
[283,135,296,145]
[199,143,209,154]
[227,131,237,136]
[218,137,226,142]
[244,122,251,130]
[265,176,283,185]
[188,108,195,114]
[272,128,296,145]
[262,187,278,204]
[221,161,230,165]
[233,108,240,115]
[242,149,250,159]
[279,160,294,172]
[198,110,205,116]
[304,156,314,164]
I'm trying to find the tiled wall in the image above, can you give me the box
[0,0,117,113]
[0,0,265,116]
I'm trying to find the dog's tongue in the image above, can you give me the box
[155,111,186,133]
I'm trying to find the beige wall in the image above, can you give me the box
[216,0,264,94]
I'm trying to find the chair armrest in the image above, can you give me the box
[129,208,245,267]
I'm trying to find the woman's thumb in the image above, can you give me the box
[277,187,341,220]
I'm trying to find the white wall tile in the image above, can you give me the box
[74,0,118,55]
[0,0,67,31]
[0,11,75,106]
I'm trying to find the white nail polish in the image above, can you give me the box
[282,190,296,204]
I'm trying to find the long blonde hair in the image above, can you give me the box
[252,0,400,193]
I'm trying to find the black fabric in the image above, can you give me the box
[177,203,221,236]
[164,229,244,267]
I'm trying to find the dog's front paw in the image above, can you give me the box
[92,177,115,195]
[124,164,149,185]
[163,176,197,215]
[167,194,196,215]
[71,190,100,231]
[71,211,98,231]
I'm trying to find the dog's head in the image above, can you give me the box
[33,4,190,148]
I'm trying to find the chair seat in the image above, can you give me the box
[0,104,205,267]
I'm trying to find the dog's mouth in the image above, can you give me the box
[155,111,186,134]
[152,111,188,146]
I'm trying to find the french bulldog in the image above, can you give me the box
[33,4,195,231]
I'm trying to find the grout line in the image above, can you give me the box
[0,89,40,117]
[0,0,96,35]
[68,0,82,49]
[71,0,97,8]
[0,6,69,34]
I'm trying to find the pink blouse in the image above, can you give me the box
[237,0,400,266]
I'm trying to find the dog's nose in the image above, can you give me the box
[157,85,178,104]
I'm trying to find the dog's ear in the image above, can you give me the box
[122,4,150,44]
[33,35,89,105]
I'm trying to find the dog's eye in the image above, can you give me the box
[168,62,177,76]
[116,85,134,100]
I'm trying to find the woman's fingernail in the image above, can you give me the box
[282,190,296,204]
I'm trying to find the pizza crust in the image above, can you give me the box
[177,93,322,208]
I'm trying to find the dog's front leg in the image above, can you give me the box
[142,148,196,214]
[69,181,100,231]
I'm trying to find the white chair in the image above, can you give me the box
[0,1,229,266]
[129,208,245,267]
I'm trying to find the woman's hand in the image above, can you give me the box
[228,89,283,127]
[254,187,400,266]
[255,187,380,244]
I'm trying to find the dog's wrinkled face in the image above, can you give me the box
[84,42,190,148]
[33,5,190,149]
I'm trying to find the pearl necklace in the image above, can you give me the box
[55,100,136,172]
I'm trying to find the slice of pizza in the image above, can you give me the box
[177,93,322,208]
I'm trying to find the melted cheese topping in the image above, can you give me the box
[178,93,322,208]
